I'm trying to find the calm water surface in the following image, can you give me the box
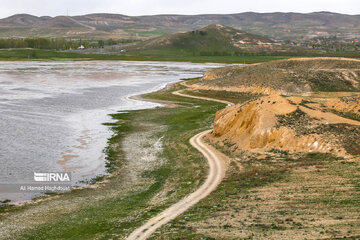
[0,61,225,201]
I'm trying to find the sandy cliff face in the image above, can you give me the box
[209,94,349,156]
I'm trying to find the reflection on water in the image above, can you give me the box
[0,61,225,201]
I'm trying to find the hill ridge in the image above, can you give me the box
[0,12,359,39]
[201,57,360,93]
[125,24,292,55]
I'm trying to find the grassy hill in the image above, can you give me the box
[0,12,359,40]
[202,58,360,93]
[124,24,305,56]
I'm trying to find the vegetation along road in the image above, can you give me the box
[127,87,233,239]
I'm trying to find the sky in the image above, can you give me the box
[0,0,358,18]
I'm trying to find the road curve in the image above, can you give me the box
[126,88,232,240]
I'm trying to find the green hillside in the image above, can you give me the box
[125,24,301,56]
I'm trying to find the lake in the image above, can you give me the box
[0,61,224,201]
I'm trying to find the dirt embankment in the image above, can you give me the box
[206,93,360,158]
[209,95,341,156]
[197,58,360,158]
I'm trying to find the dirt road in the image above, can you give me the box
[126,88,232,240]
[173,89,233,106]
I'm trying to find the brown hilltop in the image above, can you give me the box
[202,57,360,94]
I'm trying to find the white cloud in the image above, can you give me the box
[0,0,358,18]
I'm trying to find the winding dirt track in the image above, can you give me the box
[173,89,233,106]
[127,89,232,240]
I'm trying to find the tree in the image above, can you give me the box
[98,40,104,48]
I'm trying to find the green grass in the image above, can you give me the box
[0,48,292,64]
[2,80,359,239]
[2,83,226,240]
[122,47,292,63]
[0,49,116,60]
[151,148,360,239]
[3,48,359,65]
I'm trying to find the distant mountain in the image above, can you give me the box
[0,12,359,39]
[0,14,42,26]
[126,24,294,54]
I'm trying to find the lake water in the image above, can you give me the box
[0,61,224,201]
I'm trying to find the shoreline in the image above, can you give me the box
[128,82,179,105]
[0,77,227,239]
[3,79,187,206]
[6,94,153,206]
[0,60,220,205]
[2,58,360,239]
